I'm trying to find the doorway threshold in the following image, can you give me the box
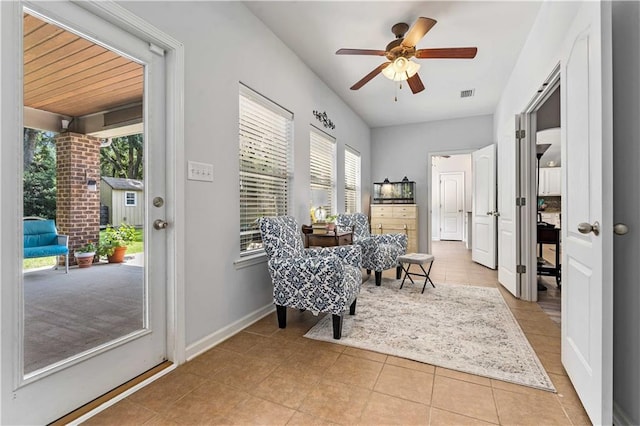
[50,361,174,426]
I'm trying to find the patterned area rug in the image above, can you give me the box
[304,278,556,392]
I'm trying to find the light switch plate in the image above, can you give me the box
[187,161,213,182]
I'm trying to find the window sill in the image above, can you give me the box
[234,251,267,269]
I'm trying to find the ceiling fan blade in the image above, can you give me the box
[350,62,390,90]
[401,17,437,48]
[407,73,425,94]
[336,48,386,56]
[415,47,478,59]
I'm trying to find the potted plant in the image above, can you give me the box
[98,223,136,263]
[74,242,97,268]
[326,214,339,233]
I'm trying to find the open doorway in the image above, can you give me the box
[431,154,472,246]
[535,121,562,324]
[517,70,562,323]
[22,12,147,376]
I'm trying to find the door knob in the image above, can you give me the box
[614,223,629,235]
[578,221,600,236]
[153,219,169,230]
[486,211,494,216]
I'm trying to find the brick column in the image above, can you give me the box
[56,132,101,265]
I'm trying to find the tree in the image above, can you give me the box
[23,130,56,219]
[100,134,144,179]
[23,128,38,170]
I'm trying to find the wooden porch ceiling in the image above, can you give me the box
[23,13,143,118]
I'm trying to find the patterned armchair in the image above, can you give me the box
[337,213,408,286]
[259,216,362,339]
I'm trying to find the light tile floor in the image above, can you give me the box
[84,241,590,425]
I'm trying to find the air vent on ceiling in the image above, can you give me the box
[460,89,475,98]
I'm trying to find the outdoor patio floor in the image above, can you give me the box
[23,255,144,374]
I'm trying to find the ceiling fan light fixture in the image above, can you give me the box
[381,58,421,82]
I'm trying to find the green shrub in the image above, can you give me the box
[98,223,136,256]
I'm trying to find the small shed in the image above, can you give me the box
[100,177,144,227]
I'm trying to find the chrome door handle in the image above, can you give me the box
[486,211,493,216]
[153,219,169,230]
[614,223,629,235]
[486,211,500,217]
[578,221,600,236]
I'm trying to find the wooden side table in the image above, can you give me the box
[302,225,353,248]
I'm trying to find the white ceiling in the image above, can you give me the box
[244,1,543,128]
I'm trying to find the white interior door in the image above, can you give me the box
[472,144,497,269]
[497,118,520,296]
[1,2,168,423]
[560,2,613,424]
[440,172,464,241]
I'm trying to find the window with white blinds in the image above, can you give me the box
[310,127,336,215]
[239,84,293,254]
[345,146,361,213]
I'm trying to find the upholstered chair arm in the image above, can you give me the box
[335,224,351,234]
[371,233,408,250]
[306,245,362,268]
[268,255,346,286]
[267,255,359,314]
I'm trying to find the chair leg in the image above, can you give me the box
[276,305,287,329]
[349,298,357,315]
[65,255,69,274]
[332,314,343,339]
[396,265,402,279]
[375,271,382,286]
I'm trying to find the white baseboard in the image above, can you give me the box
[185,303,275,361]
[613,401,636,426]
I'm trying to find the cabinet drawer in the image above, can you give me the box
[371,218,417,230]
[337,234,353,246]
[371,206,393,218]
[392,205,417,219]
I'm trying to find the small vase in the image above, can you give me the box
[75,252,95,268]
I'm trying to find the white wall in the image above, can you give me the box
[371,115,493,252]
[612,2,640,425]
[118,2,372,352]
[431,154,472,240]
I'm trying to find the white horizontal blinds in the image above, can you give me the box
[310,127,336,215]
[345,145,361,213]
[239,84,293,254]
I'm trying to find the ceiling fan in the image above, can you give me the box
[336,17,478,94]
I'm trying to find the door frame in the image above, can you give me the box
[427,148,476,255]
[0,0,185,419]
[518,64,561,302]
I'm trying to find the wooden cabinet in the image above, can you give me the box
[539,167,562,196]
[370,204,418,253]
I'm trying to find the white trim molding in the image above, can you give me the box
[185,304,275,361]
